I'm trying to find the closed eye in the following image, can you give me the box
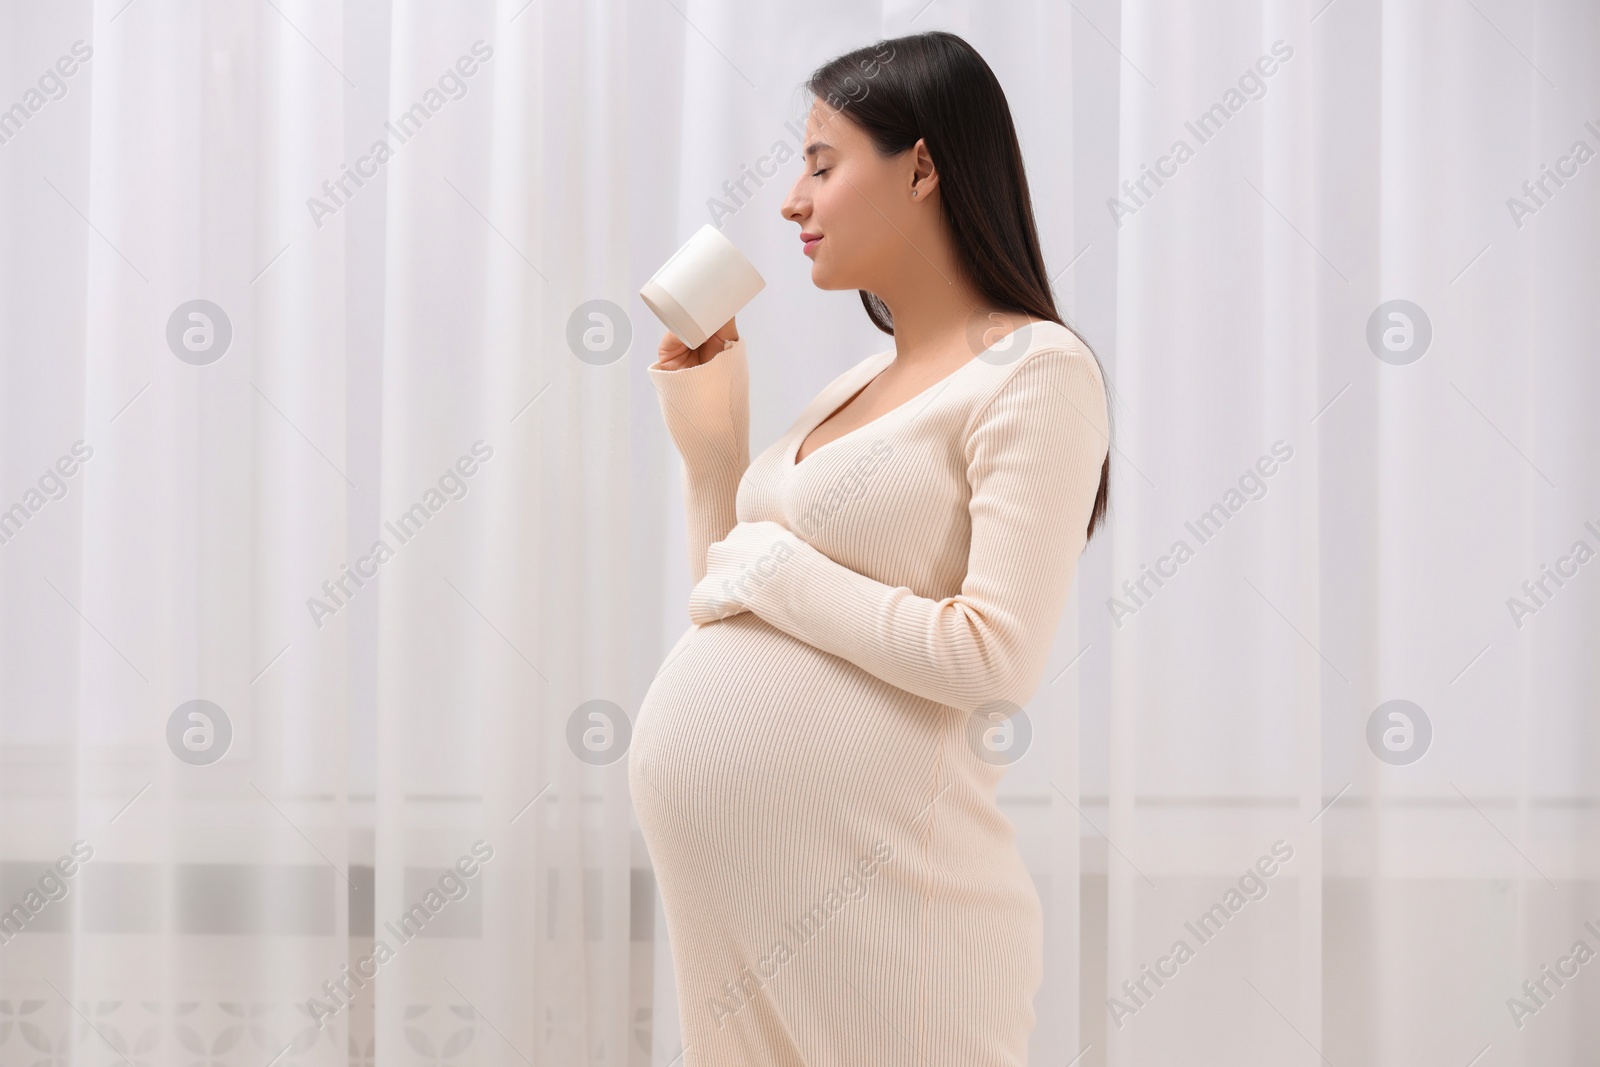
[811,168,829,177]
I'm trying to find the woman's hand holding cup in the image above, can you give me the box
[655,317,738,371]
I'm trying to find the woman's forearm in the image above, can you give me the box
[648,336,751,584]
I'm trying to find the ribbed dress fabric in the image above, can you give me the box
[630,320,1108,1066]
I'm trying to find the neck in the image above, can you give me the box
[870,246,993,366]
[886,296,985,365]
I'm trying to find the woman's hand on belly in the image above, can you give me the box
[687,520,805,626]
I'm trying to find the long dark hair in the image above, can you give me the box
[806,31,1111,543]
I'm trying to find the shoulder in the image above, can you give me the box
[962,320,1107,437]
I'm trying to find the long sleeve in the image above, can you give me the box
[697,347,1107,714]
[648,336,751,585]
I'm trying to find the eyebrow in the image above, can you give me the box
[803,141,834,158]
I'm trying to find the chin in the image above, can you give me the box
[808,262,848,290]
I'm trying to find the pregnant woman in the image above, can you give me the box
[630,31,1110,1066]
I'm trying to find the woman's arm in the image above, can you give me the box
[688,347,1107,713]
[649,334,750,585]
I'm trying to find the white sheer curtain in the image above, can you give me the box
[1101,1,1599,1064]
[0,0,1594,1065]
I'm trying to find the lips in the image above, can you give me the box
[800,233,822,255]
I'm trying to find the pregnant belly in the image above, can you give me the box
[630,613,947,860]
[629,613,1042,1028]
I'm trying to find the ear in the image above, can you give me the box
[909,137,939,200]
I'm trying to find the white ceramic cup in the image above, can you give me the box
[639,224,766,350]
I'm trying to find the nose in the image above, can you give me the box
[780,171,809,224]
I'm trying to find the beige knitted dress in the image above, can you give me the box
[630,320,1108,1066]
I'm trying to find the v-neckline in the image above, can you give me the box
[788,319,1049,468]
[789,348,965,468]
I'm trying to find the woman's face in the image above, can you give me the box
[779,100,923,292]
